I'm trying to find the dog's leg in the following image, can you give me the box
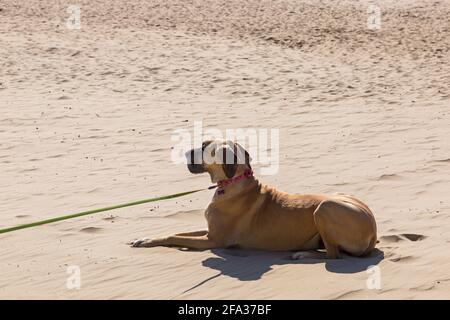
[129,234,219,250]
[312,200,376,259]
[291,250,327,260]
[175,230,208,237]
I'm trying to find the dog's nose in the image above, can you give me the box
[185,149,194,164]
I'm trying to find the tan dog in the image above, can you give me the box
[130,140,377,259]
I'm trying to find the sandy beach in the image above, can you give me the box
[1,0,449,299]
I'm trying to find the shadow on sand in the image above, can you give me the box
[201,248,384,281]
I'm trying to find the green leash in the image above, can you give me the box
[0,186,216,235]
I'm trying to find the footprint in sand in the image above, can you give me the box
[80,227,103,233]
[389,255,417,263]
[433,158,450,163]
[379,233,427,243]
[15,215,30,218]
[402,233,427,241]
[377,173,403,181]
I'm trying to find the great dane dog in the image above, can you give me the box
[130,139,377,259]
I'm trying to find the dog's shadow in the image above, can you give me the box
[201,248,384,281]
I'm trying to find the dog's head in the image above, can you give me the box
[185,139,252,183]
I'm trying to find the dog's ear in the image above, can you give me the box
[222,145,237,178]
[235,142,252,170]
[244,149,251,170]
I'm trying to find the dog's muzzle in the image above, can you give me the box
[185,148,205,174]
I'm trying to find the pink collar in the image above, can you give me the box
[216,169,253,194]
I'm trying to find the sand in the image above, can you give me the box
[0,0,449,299]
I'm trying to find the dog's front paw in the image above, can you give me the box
[291,251,325,260]
[291,252,307,260]
[129,238,154,248]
